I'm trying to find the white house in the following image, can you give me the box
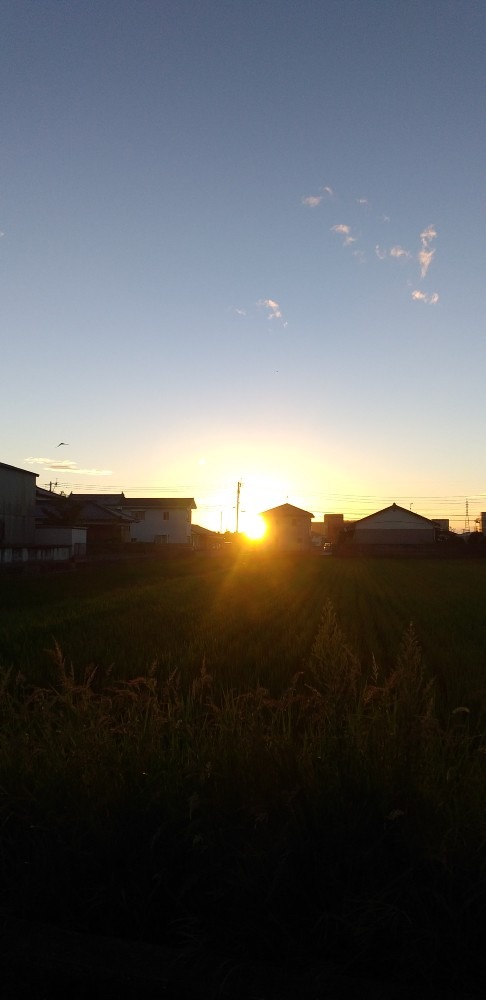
[347,503,437,546]
[260,503,314,551]
[69,494,196,545]
[125,497,196,544]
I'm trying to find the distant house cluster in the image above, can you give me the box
[0,461,198,567]
[0,459,481,568]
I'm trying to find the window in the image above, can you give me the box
[163,511,169,521]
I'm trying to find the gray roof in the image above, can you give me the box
[69,493,126,505]
[124,497,197,510]
[352,503,435,527]
[260,503,315,519]
[1,461,37,478]
[70,494,196,510]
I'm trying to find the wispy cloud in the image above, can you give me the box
[302,195,322,208]
[411,290,439,305]
[331,223,357,246]
[257,298,287,325]
[322,186,334,198]
[390,245,411,260]
[418,224,437,279]
[26,456,112,475]
[375,244,412,263]
[356,197,369,207]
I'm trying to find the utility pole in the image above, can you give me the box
[236,481,242,534]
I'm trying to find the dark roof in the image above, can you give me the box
[0,462,37,478]
[69,493,126,505]
[75,501,134,524]
[352,503,435,528]
[260,503,315,519]
[124,498,197,510]
[69,494,197,510]
[191,524,219,536]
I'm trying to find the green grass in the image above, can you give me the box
[0,553,485,991]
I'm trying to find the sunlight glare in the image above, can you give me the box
[243,514,266,541]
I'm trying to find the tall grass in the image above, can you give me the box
[0,583,484,990]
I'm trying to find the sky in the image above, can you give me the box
[1,0,485,533]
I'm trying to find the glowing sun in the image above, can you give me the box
[243,514,266,541]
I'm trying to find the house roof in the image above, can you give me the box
[352,503,435,528]
[69,494,197,510]
[191,524,219,536]
[260,503,315,519]
[123,498,197,510]
[1,461,37,478]
[69,493,126,505]
[74,501,134,524]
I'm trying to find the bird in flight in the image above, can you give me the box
[57,442,69,447]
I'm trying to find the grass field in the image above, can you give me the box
[0,553,485,992]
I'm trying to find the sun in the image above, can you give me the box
[243,513,266,541]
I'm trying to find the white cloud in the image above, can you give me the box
[331,223,357,247]
[322,186,334,198]
[418,224,437,278]
[411,290,439,304]
[25,456,112,475]
[356,198,369,207]
[420,225,437,244]
[375,245,387,260]
[302,195,322,208]
[258,298,285,322]
[418,248,435,279]
[390,245,411,260]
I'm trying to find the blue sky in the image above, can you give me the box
[2,0,485,532]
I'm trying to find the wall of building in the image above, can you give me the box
[35,526,87,556]
[129,507,192,544]
[353,508,435,545]
[0,465,36,545]
[263,515,312,550]
[0,545,72,565]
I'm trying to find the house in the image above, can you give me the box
[191,524,221,551]
[311,513,346,547]
[344,503,437,547]
[35,487,87,557]
[71,494,197,545]
[0,462,37,545]
[260,503,314,551]
[37,489,131,551]
[122,497,196,545]
[0,464,82,566]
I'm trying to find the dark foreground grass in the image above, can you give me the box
[0,554,485,992]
